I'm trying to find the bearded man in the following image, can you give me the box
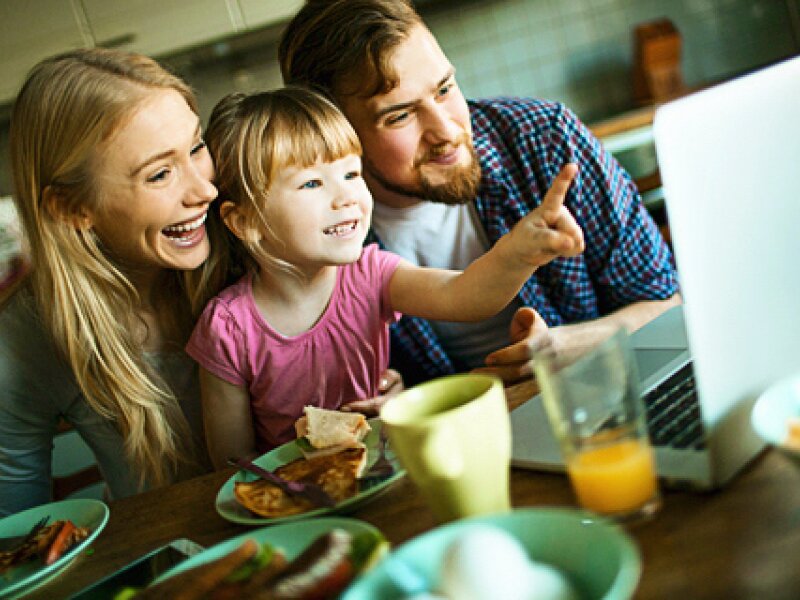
[279,0,681,387]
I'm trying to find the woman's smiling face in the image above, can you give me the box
[87,88,217,278]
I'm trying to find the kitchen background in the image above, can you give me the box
[0,0,798,197]
[0,0,798,494]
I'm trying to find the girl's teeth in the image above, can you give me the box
[325,221,357,235]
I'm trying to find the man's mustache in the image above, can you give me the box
[415,134,471,166]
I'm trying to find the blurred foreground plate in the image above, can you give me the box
[215,418,404,525]
[153,517,380,585]
[0,499,109,599]
[343,508,641,600]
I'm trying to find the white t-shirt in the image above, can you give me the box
[372,201,519,369]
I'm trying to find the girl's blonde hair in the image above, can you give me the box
[9,48,224,488]
[205,86,362,276]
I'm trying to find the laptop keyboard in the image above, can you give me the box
[642,362,706,450]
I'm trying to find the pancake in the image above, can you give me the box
[234,446,368,518]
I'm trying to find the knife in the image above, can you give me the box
[227,457,337,508]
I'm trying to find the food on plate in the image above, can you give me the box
[295,406,371,459]
[0,519,91,575]
[234,446,368,518]
[784,416,800,450]
[131,527,386,600]
[438,525,578,600]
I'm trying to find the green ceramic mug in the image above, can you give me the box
[380,374,512,523]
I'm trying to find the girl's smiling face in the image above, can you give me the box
[259,153,373,273]
[87,88,217,280]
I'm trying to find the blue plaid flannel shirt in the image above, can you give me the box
[367,97,679,383]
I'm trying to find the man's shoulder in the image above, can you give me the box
[468,96,575,132]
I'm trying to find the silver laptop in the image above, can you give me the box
[511,55,800,489]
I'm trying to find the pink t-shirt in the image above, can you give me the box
[186,244,401,452]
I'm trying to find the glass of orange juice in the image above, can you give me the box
[535,328,660,522]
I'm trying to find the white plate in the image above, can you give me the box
[216,418,404,525]
[752,373,800,448]
[0,499,109,599]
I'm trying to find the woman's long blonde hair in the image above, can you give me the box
[205,86,362,276]
[9,48,226,488]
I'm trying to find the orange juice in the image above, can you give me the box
[566,438,657,515]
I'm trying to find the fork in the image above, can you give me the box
[228,457,336,508]
[0,515,50,552]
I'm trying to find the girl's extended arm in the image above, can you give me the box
[199,368,257,470]
[389,164,584,321]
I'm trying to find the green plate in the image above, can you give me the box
[215,418,404,525]
[153,517,382,585]
[0,499,109,599]
[343,508,641,600]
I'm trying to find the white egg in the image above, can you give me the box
[527,561,579,600]
[438,525,578,600]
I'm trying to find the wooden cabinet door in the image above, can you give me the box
[0,0,89,104]
[80,0,240,58]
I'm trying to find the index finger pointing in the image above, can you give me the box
[540,163,578,217]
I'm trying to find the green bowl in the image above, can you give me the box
[343,507,641,600]
[751,373,800,465]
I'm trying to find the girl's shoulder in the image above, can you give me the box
[203,273,254,314]
[347,243,401,280]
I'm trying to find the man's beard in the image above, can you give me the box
[364,143,482,205]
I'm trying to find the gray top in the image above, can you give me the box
[0,290,205,517]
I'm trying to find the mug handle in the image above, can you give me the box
[420,425,464,479]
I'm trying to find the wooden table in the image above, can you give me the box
[27,419,800,599]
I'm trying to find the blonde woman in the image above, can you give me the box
[0,48,227,516]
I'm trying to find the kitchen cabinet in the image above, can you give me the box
[0,0,90,104]
[238,0,304,30]
[80,0,241,60]
[0,1,306,107]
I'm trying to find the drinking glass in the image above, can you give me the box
[535,328,660,522]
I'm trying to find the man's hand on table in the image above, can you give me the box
[473,297,683,411]
[473,307,554,384]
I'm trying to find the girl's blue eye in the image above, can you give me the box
[344,171,360,180]
[300,179,322,189]
[191,140,207,155]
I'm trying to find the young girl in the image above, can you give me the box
[187,87,583,467]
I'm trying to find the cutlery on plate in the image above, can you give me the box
[227,457,336,508]
[0,515,50,552]
[359,427,396,482]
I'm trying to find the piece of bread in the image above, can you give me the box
[234,447,368,518]
[295,406,371,458]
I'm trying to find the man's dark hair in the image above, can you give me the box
[279,0,423,100]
